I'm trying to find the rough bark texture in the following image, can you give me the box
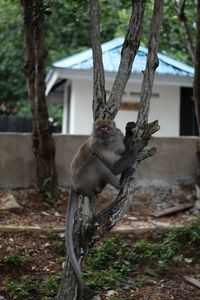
[93,0,147,120]
[176,0,195,65]
[90,0,106,119]
[193,1,200,192]
[106,0,147,119]
[136,0,163,130]
[193,0,200,134]
[56,220,81,300]
[176,0,200,134]
[23,0,38,153]
[21,0,58,199]
[176,1,200,194]
[58,1,164,299]
[196,141,200,197]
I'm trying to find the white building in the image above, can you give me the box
[46,37,196,136]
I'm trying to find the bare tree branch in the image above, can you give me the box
[93,0,147,120]
[87,0,164,247]
[136,0,164,129]
[89,0,106,120]
[193,0,200,134]
[106,0,147,119]
[175,0,195,65]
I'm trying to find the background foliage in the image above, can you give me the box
[0,0,196,120]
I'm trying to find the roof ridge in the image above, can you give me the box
[52,37,194,76]
[53,37,124,68]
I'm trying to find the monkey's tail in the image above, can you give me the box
[66,188,83,300]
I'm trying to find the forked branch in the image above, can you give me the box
[91,0,147,120]
[136,0,163,129]
[90,0,106,119]
[175,0,195,65]
[106,0,147,119]
[88,0,164,247]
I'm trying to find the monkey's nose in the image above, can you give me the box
[101,131,107,138]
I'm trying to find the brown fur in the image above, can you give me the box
[67,120,125,299]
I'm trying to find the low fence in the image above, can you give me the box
[0,133,198,188]
[0,116,32,132]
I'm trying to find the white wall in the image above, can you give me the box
[69,79,180,137]
[70,80,93,134]
[149,85,180,137]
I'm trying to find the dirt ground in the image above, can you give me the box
[0,187,200,300]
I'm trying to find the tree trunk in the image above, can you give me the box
[57,196,95,300]
[193,0,200,194]
[193,0,200,135]
[21,0,58,199]
[176,0,195,65]
[22,0,38,155]
[56,252,79,300]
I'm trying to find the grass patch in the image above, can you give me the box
[84,216,200,290]
[52,240,65,255]
[3,274,62,300]
[40,274,62,299]
[3,253,30,267]
[3,276,37,300]
[2,216,200,299]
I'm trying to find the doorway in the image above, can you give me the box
[180,87,198,136]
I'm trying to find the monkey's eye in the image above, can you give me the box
[96,126,104,132]
[104,126,111,132]
[96,126,112,133]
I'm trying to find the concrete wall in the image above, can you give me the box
[0,133,198,189]
[69,79,180,136]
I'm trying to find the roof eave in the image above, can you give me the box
[46,67,194,95]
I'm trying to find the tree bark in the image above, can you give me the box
[176,0,195,65]
[21,0,58,199]
[176,1,200,194]
[56,217,82,300]
[193,0,200,135]
[106,0,147,119]
[136,0,163,129]
[22,0,38,157]
[175,0,200,134]
[92,0,147,120]
[90,0,106,119]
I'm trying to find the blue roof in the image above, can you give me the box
[53,37,194,77]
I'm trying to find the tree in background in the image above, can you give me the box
[175,0,198,128]
[21,0,58,199]
[56,0,163,299]
[175,0,200,194]
[0,0,132,127]
[0,0,25,105]
[0,0,195,111]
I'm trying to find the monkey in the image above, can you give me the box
[66,119,125,299]
[66,119,147,300]
[70,119,126,196]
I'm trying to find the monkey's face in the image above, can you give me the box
[96,125,112,139]
[93,119,116,142]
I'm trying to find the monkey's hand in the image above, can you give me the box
[112,139,148,175]
[124,122,136,148]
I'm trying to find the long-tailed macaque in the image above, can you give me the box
[67,119,146,300]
